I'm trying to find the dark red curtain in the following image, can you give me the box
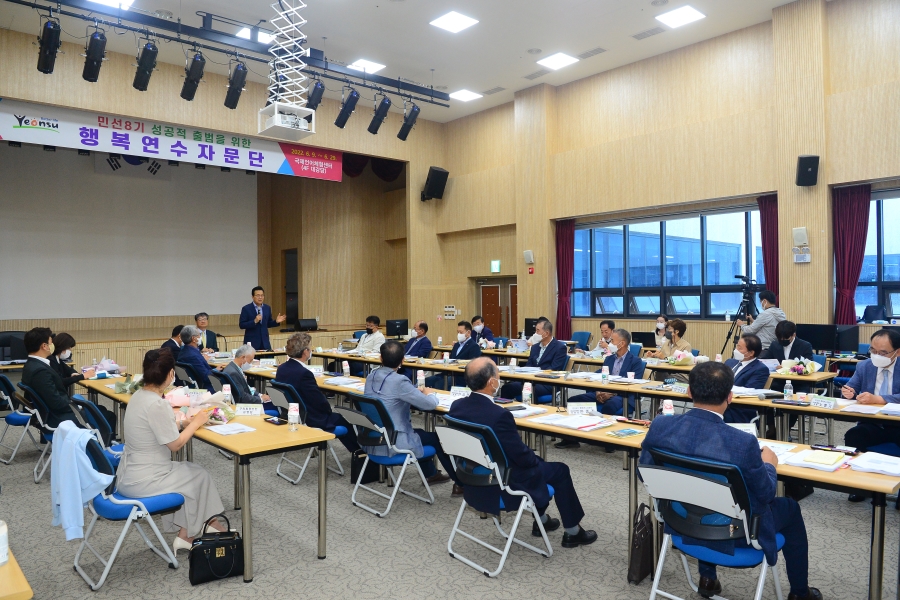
[342,154,369,178]
[555,219,575,341]
[371,158,405,182]
[833,184,872,324]
[756,194,779,302]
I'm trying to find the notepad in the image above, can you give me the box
[850,452,900,477]
[606,428,645,438]
[531,414,614,431]
[804,450,845,466]
[325,377,357,385]
[758,440,796,458]
[510,406,548,418]
[206,423,256,435]
[783,449,849,472]
[840,404,885,415]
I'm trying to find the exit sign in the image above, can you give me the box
[490,260,501,273]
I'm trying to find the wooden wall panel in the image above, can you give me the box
[435,165,516,233]
[0,315,237,336]
[827,0,900,96]
[443,103,515,176]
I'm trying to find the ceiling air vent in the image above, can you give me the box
[523,69,549,80]
[481,86,506,95]
[577,47,607,59]
[632,27,665,40]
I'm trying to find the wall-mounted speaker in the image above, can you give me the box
[796,155,819,187]
[523,250,535,264]
[421,166,449,201]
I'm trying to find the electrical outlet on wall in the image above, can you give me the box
[315,316,320,322]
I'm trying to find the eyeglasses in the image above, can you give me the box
[872,349,897,357]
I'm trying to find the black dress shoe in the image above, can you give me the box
[848,493,866,502]
[451,484,464,497]
[787,587,823,600]
[698,576,722,598]
[554,440,581,449]
[561,526,598,548]
[426,472,450,485]
[533,516,560,536]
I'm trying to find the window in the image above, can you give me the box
[854,193,900,321]
[572,208,764,318]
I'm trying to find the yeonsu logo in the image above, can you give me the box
[13,114,60,132]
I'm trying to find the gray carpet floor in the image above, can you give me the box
[0,403,895,599]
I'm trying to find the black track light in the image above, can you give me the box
[36,19,62,74]
[367,96,392,135]
[397,103,420,141]
[224,62,248,110]
[306,80,325,110]
[132,41,158,91]
[82,29,107,83]
[180,52,206,101]
[334,89,359,129]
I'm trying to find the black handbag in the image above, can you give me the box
[188,514,244,586]
[627,503,655,584]
[350,450,380,485]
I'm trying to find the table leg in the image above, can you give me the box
[778,412,790,442]
[827,417,835,446]
[185,437,193,462]
[798,415,806,445]
[240,458,253,582]
[233,456,242,510]
[317,441,328,559]
[870,492,886,600]
[116,402,125,443]
[627,450,638,565]
[649,397,660,421]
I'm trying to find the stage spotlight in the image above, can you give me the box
[397,103,420,141]
[334,89,359,129]
[82,29,107,82]
[367,96,392,135]
[132,41,158,91]
[180,51,206,101]
[306,80,325,110]
[36,19,62,74]
[224,61,248,110]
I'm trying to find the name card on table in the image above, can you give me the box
[260,358,277,367]
[671,383,689,395]
[809,396,838,410]
[645,358,659,366]
[567,402,597,416]
[234,404,263,416]
[450,386,471,397]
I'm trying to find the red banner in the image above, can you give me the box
[278,143,343,181]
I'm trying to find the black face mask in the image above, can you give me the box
[664,331,673,341]
[366,327,374,334]
[778,338,793,347]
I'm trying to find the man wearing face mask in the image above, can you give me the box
[176,326,224,394]
[722,334,770,423]
[223,344,274,409]
[401,321,433,380]
[761,321,814,394]
[21,327,81,428]
[161,325,185,356]
[736,290,786,351]
[499,319,568,402]
[575,320,615,356]
[471,315,495,347]
[348,315,386,377]
[425,321,482,389]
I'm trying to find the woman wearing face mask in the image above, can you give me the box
[116,348,227,556]
[49,332,95,386]
[654,315,669,347]
[648,318,692,359]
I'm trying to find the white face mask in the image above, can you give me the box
[656,323,666,330]
[490,378,502,397]
[60,349,72,360]
[457,333,467,343]
[530,333,542,344]
[871,352,896,369]
[733,349,745,362]
[473,324,484,333]
[240,362,253,371]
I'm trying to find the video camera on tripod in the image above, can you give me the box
[733,275,766,320]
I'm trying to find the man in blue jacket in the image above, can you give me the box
[401,320,433,381]
[177,326,223,393]
[640,361,821,600]
[722,334,770,423]
[472,315,494,346]
[425,321,481,389]
[239,286,285,351]
[499,318,569,402]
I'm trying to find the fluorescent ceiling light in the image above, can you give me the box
[449,89,482,102]
[87,0,133,8]
[537,52,579,70]
[237,27,277,44]
[347,59,386,74]
[655,5,706,28]
[430,11,478,33]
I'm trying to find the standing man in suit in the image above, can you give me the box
[723,334,770,423]
[499,318,569,402]
[449,358,598,547]
[195,313,218,353]
[161,325,184,355]
[21,327,80,428]
[640,361,821,600]
[239,286,285,351]
[401,321,433,381]
[177,326,223,393]
[471,315,494,347]
[425,321,482,390]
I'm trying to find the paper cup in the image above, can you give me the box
[627,371,635,380]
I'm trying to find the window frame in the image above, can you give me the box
[853,191,900,321]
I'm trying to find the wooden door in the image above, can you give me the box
[480,285,502,336]
[509,284,518,338]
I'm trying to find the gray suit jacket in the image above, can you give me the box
[223,361,262,403]
[363,366,438,458]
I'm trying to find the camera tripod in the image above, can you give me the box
[720,295,759,356]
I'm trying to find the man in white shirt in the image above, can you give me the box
[575,319,615,356]
[349,315,386,376]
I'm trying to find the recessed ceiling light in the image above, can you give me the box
[537,52,579,70]
[655,5,706,28]
[237,28,277,44]
[430,11,478,33]
[87,0,134,7]
[347,59,386,74]
[449,89,482,102]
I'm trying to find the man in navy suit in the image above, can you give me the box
[239,286,285,351]
[449,357,598,548]
[425,321,482,389]
[723,334,770,424]
[177,326,222,393]
[401,321,434,380]
[641,361,821,600]
[195,312,218,353]
[499,318,569,402]
[275,332,359,453]
[472,315,494,346]
[761,321,815,436]
[161,325,184,355]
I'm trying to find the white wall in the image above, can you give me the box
[0,144,258,319]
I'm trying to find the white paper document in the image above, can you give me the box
[325,377,358,385]
[850,452,900,476]
[510,406,548,418]
[530,414,615,431]
[498,366,541,373]
[732,386,777,397]
[783,448,850,472]
[435,394,457,409]
[840,404,886,415]
[758,440,796,458]
[342,383,365,393]
[206,423,256,435]
[608,375,649,384]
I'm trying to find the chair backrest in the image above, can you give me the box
[571,331,591,351]
[268,381,308,423]
[353,330,365,340]
[636,360,647,379]
[17,381,55,431]
[859,343,871,355]
[862,305,887,323]
[347,395,398,448]
[333,404,392,449]
[641,448,754,545]
[496,336,509,348]
[629,343,642,358]
[83,437,116,496]
[691,348,700,357]
[812,354,826,368]
[71,396,113,448]
[443,415,511,486]
[208,371,225,393]
[174,362,199,389]
[0,374,18,411]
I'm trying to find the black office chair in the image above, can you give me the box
[860,305,887,323]
[174,362,200,389]
[71,396,125,468]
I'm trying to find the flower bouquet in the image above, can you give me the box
[666,350,694,366]
[776,358,821,376]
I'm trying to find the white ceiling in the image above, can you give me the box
[0,0,794,123]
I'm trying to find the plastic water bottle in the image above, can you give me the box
[725,311,731,322]
[338,342,343,353]
[342,361,350,377]
[443,352,450,364]
[499,339,505,349]
[287,403,299,432]
[92,358,98,367]
[600,366,610,385]
[417,371,426,392]
[222,384,233,405]
[437,336,443,346]
[522,382,533,405]
[0,520,8,566]
[509,358,517,374]
[784,380,794,400]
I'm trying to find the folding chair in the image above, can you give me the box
[270,381,344,484]
[639,448,784,600]
[0,374,40,464]
[71,396,124,468]
[174,362,199,389]
[74,438,184,590]
[17,381,64,483]
[335,396,434,517]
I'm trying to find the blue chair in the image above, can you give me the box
[209,370,279,418]
[629,343,642,359]
[335,396,435,517]
[436,416,554,577]
[868,443,900,457]
[0,375,39,465]
[71,396,124,468]
[17,381,61,483]
[74,438,183,590]
[174,362,200,389]
[639,449,784,600]
[571,331,591,352]
[835,343,870,388]
[269,381,345,484]
[496,336,510,348]
[353,330,366,340]
[691,348,700,357]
